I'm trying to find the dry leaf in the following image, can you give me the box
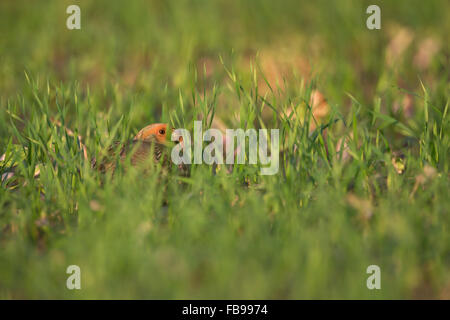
[413,37,441,71]
[386,27,414,67]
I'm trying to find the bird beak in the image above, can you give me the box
[169,126,183,145]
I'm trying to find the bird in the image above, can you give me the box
[92,123,177,174]
[1,123,186,193]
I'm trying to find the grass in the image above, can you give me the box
[0,0,449,299]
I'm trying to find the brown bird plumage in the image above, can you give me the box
[92,123,173,174]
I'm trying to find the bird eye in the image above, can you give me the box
[159,129,165,135]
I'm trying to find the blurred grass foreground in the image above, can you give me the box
[0,0,449,299]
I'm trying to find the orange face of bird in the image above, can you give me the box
[134,123,184,146]
[134,123,168,144]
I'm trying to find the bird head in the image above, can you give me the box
[134,123,183,145]
[134,123,169,144]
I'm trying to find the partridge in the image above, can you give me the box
[92,123,175,174]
